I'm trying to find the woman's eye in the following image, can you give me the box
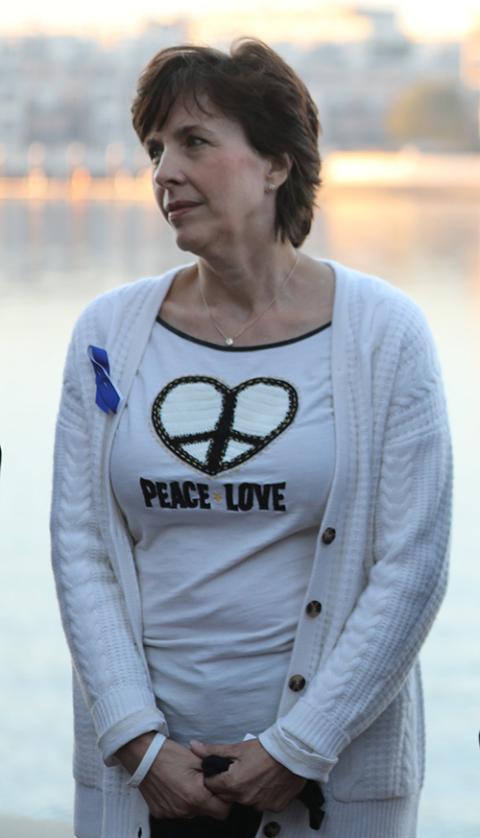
[186,135,206,148]
[149,148,162,164]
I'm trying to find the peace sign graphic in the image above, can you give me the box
[151,376,298,476]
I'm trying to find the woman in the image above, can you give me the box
[51,38,453,838]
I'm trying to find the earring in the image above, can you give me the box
[266,182,276,193]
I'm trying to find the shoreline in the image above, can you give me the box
[0,151,479,201]
[0,816,73,837]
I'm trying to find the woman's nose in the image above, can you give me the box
[153,149,184,187]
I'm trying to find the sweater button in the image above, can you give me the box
[263,822,281,836]
[306,600,322,617]
[322,527,336,544]
[288,674,306,692]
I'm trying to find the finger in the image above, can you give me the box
[204,797,232,820]
[202,772,234,798]
[204,787,233,806]
[189,739,209,756]
[190,740,237,758]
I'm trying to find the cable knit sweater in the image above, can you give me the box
[50,258,453,838]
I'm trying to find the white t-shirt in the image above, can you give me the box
[110,317,335,745]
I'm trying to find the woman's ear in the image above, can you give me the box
[266,152,292,189]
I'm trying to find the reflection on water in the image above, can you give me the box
[0,193,479,834]
[0,190,478,302]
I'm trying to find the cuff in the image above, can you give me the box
[91,684,167,740]
[96,702,169,766]
[258,702,345,782]
[277,696,351,759]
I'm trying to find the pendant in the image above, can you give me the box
[225,337,234,346]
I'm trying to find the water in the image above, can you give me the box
[0,192,479,835]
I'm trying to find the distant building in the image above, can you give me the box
[298,8,464,150]
[0,13,475,177]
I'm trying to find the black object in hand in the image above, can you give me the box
[201,753,325,830]
[297,780,325,830]
[201,754,235,777]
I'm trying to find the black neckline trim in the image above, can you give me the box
[155,316,332,352]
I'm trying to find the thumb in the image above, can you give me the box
[190,740,235,758]
[189,739,210,756]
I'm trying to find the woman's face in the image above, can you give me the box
[144,96,280,256]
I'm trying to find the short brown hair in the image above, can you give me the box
[131,38,322,248]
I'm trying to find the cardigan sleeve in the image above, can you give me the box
[51,325,169,766]
[258,301,453,781]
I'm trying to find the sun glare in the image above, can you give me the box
[399,1,478,40]
[0,1,477,41]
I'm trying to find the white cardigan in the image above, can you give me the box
[50,259,453,838]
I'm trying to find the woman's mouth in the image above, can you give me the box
[167,203,202,222]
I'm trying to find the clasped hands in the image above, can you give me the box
[117,734,306,821]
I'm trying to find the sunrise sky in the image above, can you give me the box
[1,0,478,43]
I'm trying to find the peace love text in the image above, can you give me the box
[140,478,286,512]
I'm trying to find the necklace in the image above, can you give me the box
[199,252,300,346]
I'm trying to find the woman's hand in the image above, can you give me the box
[116,735,232,821]
[190,738,307,813]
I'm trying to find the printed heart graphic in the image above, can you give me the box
[151,376,298,476]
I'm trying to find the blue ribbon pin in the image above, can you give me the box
[88,345,122,415]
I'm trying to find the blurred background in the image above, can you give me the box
[0,1,479,836]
